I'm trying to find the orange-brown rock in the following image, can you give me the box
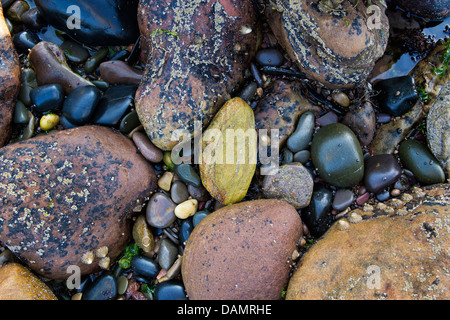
[0,263,57,300]
[182,199,302,300]
[0,6,20,147]
[0,126,157,280]
[286,184,450,300]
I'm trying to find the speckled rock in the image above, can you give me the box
[394,0,450,20]
[0,6,20,147]
[286,184,450,300]
[0,263,57,300]
[342,102,376,146]
[0,126,157,280]
[182,199,302,300]
[264,0,389,88]
[135,0,258,151]
[427,82,450,179]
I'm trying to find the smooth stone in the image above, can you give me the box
[255,48,284,67]
[119,110,141,134]
[175,163,201,188]
[342,102,376,146]
[130,255,160,281]
[30,83,64,113]
[116,276,128,295]
[100,60,143,85]
[39,113,59,131]
[398,140,445,185]
[13,100,29,124]
[170,180,189,204]
[316,111,338,126]
[364,154,402,193]
[132,215,154,253]
[154,280,187,300]
[146,192,176,229]
[132,131,163,163]
[21,7,45,30]
[0,5,20,147]
[282,148,293,164]
[394,0,450,20]
[0,263,57,300]
[376,190,390,202]
[182,199,302,300]
[377,113,392,123]
[35,0,140,46]
[262,162,314,209]
[311,123,364,188]
[36,26,64,46]
[82,273,117,300]
[374,76,419,117]
[174,199,198,219]
[332,91,350,107]
[158,238,178,270]
[84,47,108,74]
[60,40,90,63]
[286,111,315,153]
[157,171,173,192]
[239,81,258,102]
[12,30,40,52]
[179,217,194,246]
[5,0,28,22]
[187,184,210,202]
[192,210,210,227]
[91,80,109,92]
[332,189,355,211]
[293,150,310,164]
[28,41,92,94]
[59,115,78,129]
[91,85,137,126]
[302,185,334,238]
[62,85,100,125]
[356,192,370,206]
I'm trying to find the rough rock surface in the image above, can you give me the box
[394,0,450,20]
[0,126,157,279]
[286,184,450,300]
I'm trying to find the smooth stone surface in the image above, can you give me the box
[91,85,137,126]
[130,255,160,281]
[302,185,334,238]
[158,238,178,270]
[30,84,64,113]
[287,184,450,300]
[35,0,140,46]
[0,126,157,279]
[6,0,28,22]
[374,76,418,117]
[262,162,313,209]
[146,192,176,229]
[311,123,364,188]
[182,199,302,300]
[0,263,57,300]
[170,180,189,204]
[255,48,284,67]
[179,217,194,246]
[192,210,210,227]
[332,91,350,108]
[132,131,163,163]
[175,164,201,188]
[119,110,141,134]
[293,150,310,164]
[12,30,40,52]
[84,47,108,74]
[154,280,187,300]
[0,5,20,147]
[316,111,338,126]
[13,100,29,124]
[82,273,117,300]
[332,189,355,211]
[394,0,450,20]
[21,7,45,30]
[60,40,90,63]
[398,140,445,185]
[286,111,315,153]
[174,199,198,219]
[187,184,210,202]
[364,154,402,193]
[62,85,100,125]
[100,60,143,85]
[342,102,376,146]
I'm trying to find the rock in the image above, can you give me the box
[373,76,419,117]
[262,162,313,209]
[154,280,187,300]
[369,100,423,155]
[5,0,29,23]
[84,47,109,74]
[0,5,20,147]
[170,180,189,204]
[30,84,65,114]
[61,85,101,125]
[364,154,402,193]
[0,125,157,279]
[394,0,450,20]
[342,102,376,146]
[286,111,315,153]
[427,82,450,179]
[264,0,389,88]
[182,199,302,300]
[199,97,256,205]
[255,48,284,67]
[311,123,364,188]
[120,110,141,134]
[158,238,178,270]
[179,218,194,246]
[100,60,143,86]
[35,0,140,46]
[254,80,321,148]
[398,140,445,185]
[302,185,334,238]
[286,184,450,300]
[132,131,163,164]
[332,189,355,211]
[60,40,90,64]
[293,150,310,164]
[316,111,338,126]
[82,273,117,300]
[0,263,57,300]
[174,199,198,219]
[135,0,258,151]
[132,215,154,253]
[28,41,92,94]
[39,113,59,131]
[174,163,202,187]
[332,91,350,108]
[146,192,176,229]
[12,30,40,52]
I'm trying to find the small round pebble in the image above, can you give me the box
[174,199,198,219]
[132,131,164,163]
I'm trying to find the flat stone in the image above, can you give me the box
[332,189,355,211]
[342,102,376,146]
[145,192,176,229]
[364,154,402,193]
[132,131,163,164]
[374,76,418,117]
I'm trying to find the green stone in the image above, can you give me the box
[398,139,445,185]
[13,100,30,124]
[311,123,364,188]
[120,110,141,134]
[60,40,90,64]
[175,163,201,187]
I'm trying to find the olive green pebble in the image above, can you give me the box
[117,276,128,295]
[13,100,30,124]
[84,47,109,74]
[40,114,60,131]
[6,0,29,23]
[174,163,202,187]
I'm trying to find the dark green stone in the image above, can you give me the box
[119,110,141,134]
[398,139,445,185]
[311,123,364,188]
[13,100,30,124]
[174,163,202,187]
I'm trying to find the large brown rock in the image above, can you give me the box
[286,184,450,300]
[182,199,302,300]
[264,0,389,88]
[0,263,57,300]
[0,126,157,280]
[135,0,258,151]
[0,6,20,147]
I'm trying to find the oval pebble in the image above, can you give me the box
[130,255,160,281]
[192,210,210,227]
[174,199,198,219]
[153,280,187,300]
[286,111,315,153]
[179,217,194,246]
[82,273,117,300]
[146,193,176,229]
[30,84,64,113]
[132,131,163,163]
[158,238,179,270]
[255,48,284,67]
[174,163,202,187]
[62,85,101,125]
[170,180,189,204]
[332,189,355,211]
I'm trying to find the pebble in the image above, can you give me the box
[100,60,143,85]
[255,48,284,67]
[153,281,187,300]
[332,189,355,211]
[30,84,64,113]
[158,172,173,192]
[119,110,141,134]
[302,185,334,237]
[377,113,392,123]
[60,40,90,64]
[316,111,338,126]
[174,199,198,219]
[6,0,29,23]
[342,102,376,146]
[175,163,202,188]
[390,188,401,197]
[187,184,210,202]
[347,212,362,224]
[13,100,30,124]
[21,7,45,30]
[364,154,402,193]
[146,193,177,229]
[61,85,101,125]
[293,150,310,164]
[132,215,154,253]
[82,273,117,300]
[192,210,210,227]
[12,30,40,52]
[332,91,350,107]
[170,180,189,204]
[286,111,315,153]
[130,255,160,281]
[158,238,179,270]
[356,192,370,206]
[132,131,163,163]
[39,113,59,131]
[179,217,194,246]
[117,276,128,296]
[336,219,350,231]
[84,47,109,74]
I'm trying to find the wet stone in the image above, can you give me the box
[179,217,194,246]
[342,102,376,146]
[171,180,189,204]
[364,154,402,193]
[62,85,100,125]
[119,110,141,134]
[146,192,176,229]
[12,30,40,52]
[84,47,108,74]
[255,48,284,67]
[100,60,143,86]
[60,40,90,64]
[30,84,64,113]
[293,150,310,164]
[13,100,29,124]
[302,185,334,238]
[174,163,201,187]
[82,273,117,300]
[316,111,338,126]
[153,281,187,300]
[192,210,210,227]
[332,189,355,211]
[132,131,163,164]
[187,184,210,202]
[130,255,160,281]
[286,111,315,153]
[21,7,45,30]
[158,238,178,270]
